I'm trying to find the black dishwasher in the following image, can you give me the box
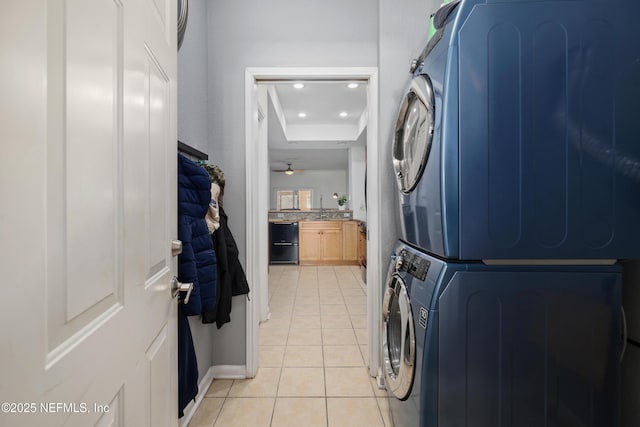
[269,222,299,264]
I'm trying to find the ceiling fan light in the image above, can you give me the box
[285,169,294,175]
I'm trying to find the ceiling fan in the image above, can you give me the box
[272,163,304,175]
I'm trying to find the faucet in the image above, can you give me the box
[320,194,327,219]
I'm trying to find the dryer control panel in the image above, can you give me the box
[396,248,430,281]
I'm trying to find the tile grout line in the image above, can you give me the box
[273,266,300,426]
[321,268,329,427]
[206,265,375,426]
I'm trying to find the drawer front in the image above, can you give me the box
[299,221,342,231]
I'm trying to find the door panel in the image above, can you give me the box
[147,326,171,427]
[126,0,177,424]
[321,230,343,261]
[46,0,124,360]
[96,391,123,426]
[148,49,171,276]
[0,0,178,426]
[65,0,121,321]
[299,229,321,261]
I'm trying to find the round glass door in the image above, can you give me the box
[392,75,435,193]
[177,0,189,50]
[382,274,416,400]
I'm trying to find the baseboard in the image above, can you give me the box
[178,366,215,427]
[211,364,248,379]
[177,364,248,425]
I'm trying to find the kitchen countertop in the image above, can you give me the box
[268,209,353,222]
[269,219,354,222]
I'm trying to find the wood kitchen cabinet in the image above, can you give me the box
[299,221,342,263]
[299,220,359,265]
[342,220,359,262]
[299,226,322,261]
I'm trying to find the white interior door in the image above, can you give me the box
[0,1,178,426]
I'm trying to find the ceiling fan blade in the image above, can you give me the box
[270,168,305,174]
[271,162,304,174]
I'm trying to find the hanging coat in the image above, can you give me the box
[209,205,250,328]
[177,305,197,418]
[177,153,217,317]
[176,153,217,417]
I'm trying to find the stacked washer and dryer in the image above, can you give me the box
[382,0,640,426]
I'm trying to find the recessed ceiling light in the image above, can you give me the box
[293,83,304,89]
[347,83,359,89]
[297,112,307,118]
[339,112,348,117]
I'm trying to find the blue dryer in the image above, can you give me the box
[382,240,622,427]
[394,0,640,260]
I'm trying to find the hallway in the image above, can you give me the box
[188,265,389,427]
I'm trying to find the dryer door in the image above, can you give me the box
[382,274,416,400]
[393,75,435,193]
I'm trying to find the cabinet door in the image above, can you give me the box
[300,228,322,261]
[342,221,359,262]
[321,229,343,261]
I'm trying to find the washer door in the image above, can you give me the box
[177,0,189,50]
[382,274,416,400]
[392,75,435,193]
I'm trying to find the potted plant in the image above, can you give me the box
[337,195,347,210]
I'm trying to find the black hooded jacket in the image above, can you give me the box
[203,206,250,328]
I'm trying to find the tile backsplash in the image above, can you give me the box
[268,209,353,222]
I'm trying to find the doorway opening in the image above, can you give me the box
[244,67,380,379]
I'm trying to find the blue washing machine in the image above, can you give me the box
[382,240,622,427]
[394,0,640,260]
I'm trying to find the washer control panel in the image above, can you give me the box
[396,248,430,281]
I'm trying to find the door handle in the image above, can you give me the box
[171,276,193,304]
[172,240,183,256]
[273,242,293,246]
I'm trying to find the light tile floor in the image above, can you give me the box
[189,265,390,427]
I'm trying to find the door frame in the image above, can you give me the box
[244,67,380,378]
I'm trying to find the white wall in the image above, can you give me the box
[178,0,209,153]
[207,0,378,366]
[270,170,348,210]
[349,146,366,220]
